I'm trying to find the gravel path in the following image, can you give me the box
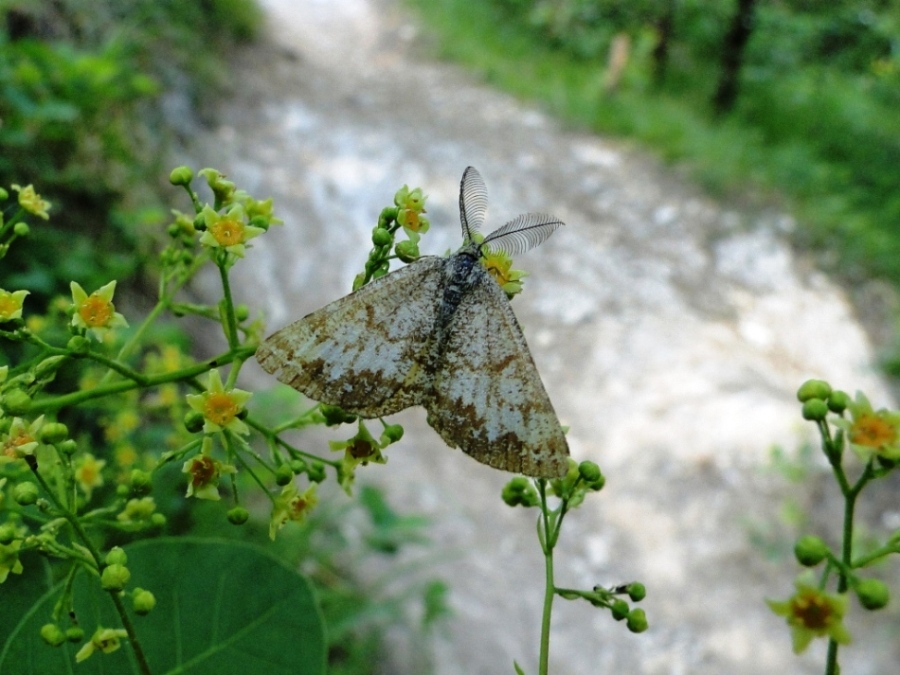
[178,1,897,672]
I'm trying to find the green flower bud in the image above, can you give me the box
[319,404,356,426]
[855,578,889,610]
[34,355,67,379]
[150,513,167,527]
[797,379,832,402]
[501,477,539,507]
[57,439,78,455]
[378,206,399,227]
[13,222,30,237]
[610,599,630,621]
[307,461,326,483]
[249,215,270,231]
[100,563,131,591]
[372,227,393,247]
[794,535,828,567]
[14,482,39,506]
[1,389,32,415]
[132,588,157,615]
[626,608,649,633]
[0,523,17,544]
[0,187,8,200]
[167,222,182,238]
[395,240,420,263]
[40,623,66,647]
[169,166,194,186]
[193,214,206,231]
[39,422,69,445]
[827,390,850,414]
[234,304,250,322]
[227,506,250,525]
[274,464,294,486]
[65,626,85,643]
[381,423,404,444]
[288,458,306,474]
[627,582,646,602]
[801,398,829,421]
[105,546,128,566]
[130,469,152,494]
[184,410,205,433]
[66,335,90,356]
[578,461,601,482]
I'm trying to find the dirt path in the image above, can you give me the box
[180,1,895,672]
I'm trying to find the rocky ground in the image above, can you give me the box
[176,0,899,672]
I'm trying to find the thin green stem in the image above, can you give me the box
[537,480,554,675]
[25,346,255,414]
[217,261,240,352]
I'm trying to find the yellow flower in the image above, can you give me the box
[0,416,44,465]
[182,439,237,500]
[834,391,900,462]
[199,204,264,258]
[394,185,429,234]
[0,540,24,583]
[74,453,106,499]
[269,483,318,540]
[0,289,28,322]
[481,249,528,298]
[70,280,128,340]
[75,627,129,662]
[186,369,252,435]
[11,184,51,219]
[767,579,851,654]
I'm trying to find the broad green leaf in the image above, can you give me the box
[0,537,326,675]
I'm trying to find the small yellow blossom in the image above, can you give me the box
[481,249,528,298]
[0,289,28,322]
[70,280,128,340]
[834,391,900,462]
[269,483,318,540]
[767,579,852,654]
[199,204,264,258]
[74,453,106,499]
[186,370,252,435]
[1,416,44,464]
[394,185,429,234]
[75,627,129,662]
[182,439,237,500]
[11,184,51,219]
[0,540,24,583]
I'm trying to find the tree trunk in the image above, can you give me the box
[712,0,758,114]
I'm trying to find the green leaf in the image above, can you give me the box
[514,660,527,675]
[0,537,326,675]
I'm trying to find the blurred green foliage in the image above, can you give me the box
[0,0,264,305]
[409,0,900,288]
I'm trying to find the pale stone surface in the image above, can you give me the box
[179,0,898,673]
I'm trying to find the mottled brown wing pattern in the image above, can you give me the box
[256,257,444,417]
[425,263,569,478]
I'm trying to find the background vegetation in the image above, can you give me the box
[406,0,900,302]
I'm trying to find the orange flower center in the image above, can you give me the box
[850,413,896,448]
[210,219,244,246]
[289,497,309,518]
[78,295,113,327]
[792,591,833,629]
[76,463,100,486]
[203,393,240,426]
[0,295,19,318]
[12,432,34,448]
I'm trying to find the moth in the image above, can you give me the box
[256,167,570,478]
